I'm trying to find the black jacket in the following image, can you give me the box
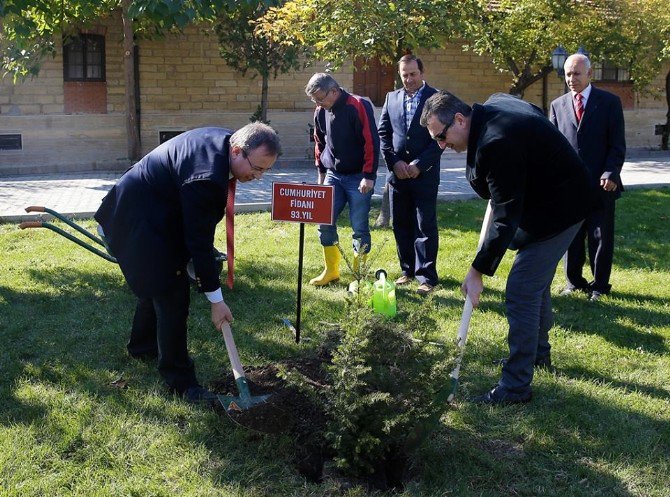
[95,127,231,297]
[467,94,594,276]
[313,89,380,180]
[550,85,626,199]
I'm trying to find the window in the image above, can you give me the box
[63,34,106,82]
[593,61,630,83]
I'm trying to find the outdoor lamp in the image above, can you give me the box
[552,46,568,77]
[576,46,590,59]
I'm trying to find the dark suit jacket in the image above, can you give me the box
[466,94,594,276]
[95,127,231,298]
[550,85,626,198]
[378,84,443,182]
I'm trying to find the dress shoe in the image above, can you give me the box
[183,386,219,408]
[472,385,532,405]
[417,283,435,296]
[395,275,413,285]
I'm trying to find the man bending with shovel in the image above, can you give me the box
[95,123,281,405]
[420,92,594,405]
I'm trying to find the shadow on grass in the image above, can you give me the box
[553,294,669,353]
[419,368,668,496]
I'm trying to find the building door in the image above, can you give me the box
[353,58,396,107]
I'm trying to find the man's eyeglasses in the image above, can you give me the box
[310,89,332,105]
[244,152,271,174]
[432,120,452,142]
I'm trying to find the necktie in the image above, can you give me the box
[225,178,236,289]
[575,93,584,123]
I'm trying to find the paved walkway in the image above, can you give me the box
[1,150,669,223]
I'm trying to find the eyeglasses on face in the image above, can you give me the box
[432,119,453,142]
[244,151,272,174]
[310,89,332,105]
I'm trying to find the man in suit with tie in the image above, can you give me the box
[421,91,593,404]
[378,55,444,295]
[550,53,626,301]
[95,123,281,405]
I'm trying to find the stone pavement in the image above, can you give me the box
[1,149,669,223]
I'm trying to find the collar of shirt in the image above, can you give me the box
[404,82,426,101]
[572,83,592,108]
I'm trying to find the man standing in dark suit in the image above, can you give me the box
[378,55,444,295]
[95,123,281,404]
[550,53,626,301]
[421,91,593,404]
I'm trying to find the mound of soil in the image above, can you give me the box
[210,356,331,483]
[209,353,409,490]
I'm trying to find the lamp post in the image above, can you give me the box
[551,45,568,77]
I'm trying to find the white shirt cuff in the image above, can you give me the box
[205,288,224,303]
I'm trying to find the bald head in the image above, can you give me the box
[564,53,592,94]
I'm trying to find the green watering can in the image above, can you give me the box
[371,269,397,318]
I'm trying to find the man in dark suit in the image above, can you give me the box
[421,91,593,404]
[378,55,444,295]
[550,53,626,301]
[95,123,281,404]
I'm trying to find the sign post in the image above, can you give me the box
[271,182,334,342]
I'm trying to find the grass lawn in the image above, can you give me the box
[1,188,668,496]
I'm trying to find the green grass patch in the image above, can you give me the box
[1,188,668,496]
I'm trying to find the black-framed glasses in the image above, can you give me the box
[244,151,271,174]
[432,120,452,142]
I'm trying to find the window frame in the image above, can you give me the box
[63,34,106,83]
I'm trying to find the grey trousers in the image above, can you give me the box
[500,221,583,394]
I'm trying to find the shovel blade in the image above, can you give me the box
[217,393,271,412]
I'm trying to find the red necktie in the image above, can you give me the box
[575,93,584,123]
[225,179,236,289]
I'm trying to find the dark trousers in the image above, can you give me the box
[565,195,616,294]
[128,272,198,394]
[501,221,583,394]
[390,174,439,286]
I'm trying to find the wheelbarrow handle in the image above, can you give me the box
[24,205,107,248]
[19,221,44,229]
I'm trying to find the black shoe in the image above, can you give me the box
[183,386,219,407]
[472,385,532,405]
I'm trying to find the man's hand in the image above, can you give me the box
[393,160,410,179]
[600,177,617,192]
[211,300,233,331]
[405,163,421,179]
[461,266,484,307]
[317,171,326,185]
[359,178,374,194]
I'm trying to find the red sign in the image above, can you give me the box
[271,182,335,225]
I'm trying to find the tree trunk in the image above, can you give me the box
[261,73,269,123]
[662,68,669,150]
[122,0,140,161]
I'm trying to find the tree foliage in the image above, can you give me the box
[257,0,458,69]
[0,0,235,80]
[215,0,309,123]
[457,0,670,97]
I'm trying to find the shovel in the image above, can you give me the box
[447,200,493,402]
[217,322,270,411]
